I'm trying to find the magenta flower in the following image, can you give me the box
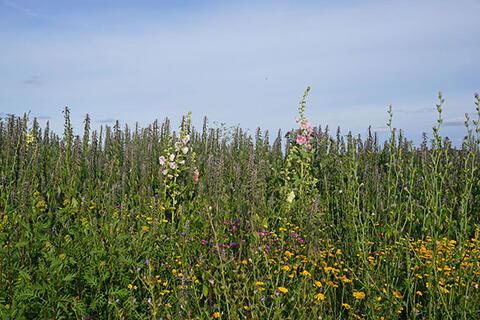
[296,136,307,145]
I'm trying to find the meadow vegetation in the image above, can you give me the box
[1,89,480,319]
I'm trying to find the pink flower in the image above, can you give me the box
[306,144,312,150]
[182,146,188,154]
[296,136,307,145]
[301,121,311,132]
[296,117,300,123]
[179,160,185,165]
[182,135,190,144]
[159,156,166,166]
[169,154,175,161]
[194,169,199,182]
[162,169,168,175]
[169,162,176,169]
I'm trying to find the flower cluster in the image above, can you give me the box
[159,134,190,180]
[294,86,313,151]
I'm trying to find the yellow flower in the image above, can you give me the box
[393,291,402,299]
[353,291,366,299]
[282,265,291,271]
[342,303,351,310]
[314,280,322,287]
[315,293,325,301]
[59,253,66,260]
[416,291,423,296]
[277,287,288,293]
[255,282,265,286]
[242,260,248,265]
[301,270,311,277]
[213,312,221,318]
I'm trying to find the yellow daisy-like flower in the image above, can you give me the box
[314,293,325,301]
[353,291,366,299]
[213,312,220,318]
[416,290,423,296]
[277,287,288,293]
[342,303,351,310]
[393,291,402,299]
[301,270,311,277]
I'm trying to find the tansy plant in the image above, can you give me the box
[158,112,198,224]
[281,87,318,215]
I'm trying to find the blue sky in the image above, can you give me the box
[1,0,479,145]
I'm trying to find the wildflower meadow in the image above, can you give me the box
[1,88,480,319]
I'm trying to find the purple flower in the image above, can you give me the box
[230,242,238,248]
[475,93,479,99]
[201,239,207,245]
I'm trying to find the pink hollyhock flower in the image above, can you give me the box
[169,162,176,169]
[169,154,175,161]
[194,169,199,182]
[179,160,185,165]
[162,169,168,175]
[306,144,312,150]
[297,136,307,145]
[301,121,311,132]
[182,135,190,144]
[159,156,166,166]
[182,146,188,154]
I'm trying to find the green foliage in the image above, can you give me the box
[0,91,480,319]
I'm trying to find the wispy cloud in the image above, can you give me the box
[22,76,43,86]
[3,0,39,17]
[443,117,466,127]
[96,118,115,124]
[396,107,433,114]
[371,126,390,133]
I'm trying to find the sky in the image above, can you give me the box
[1,0,479,146]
